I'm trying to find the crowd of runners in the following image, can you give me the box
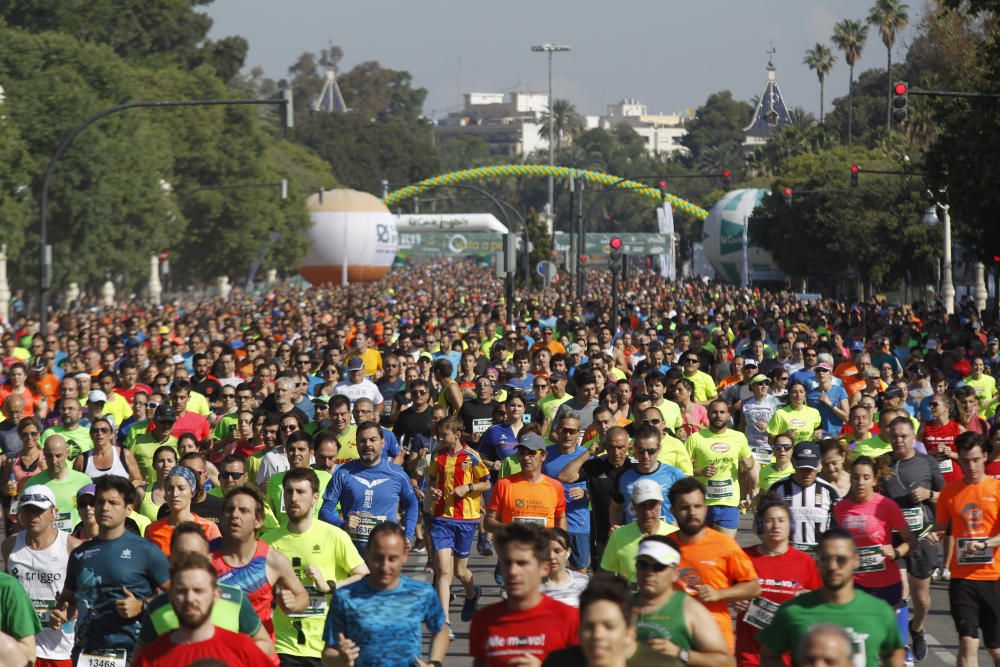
[0,260,995,666]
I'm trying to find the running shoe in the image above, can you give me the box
[478,533,494,556]
[910,624,928,662]
[461,585,481,622]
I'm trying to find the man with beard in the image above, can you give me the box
[131,553,272,666]
[264,468,368,666]
[759,528,905,667]
[319,422,418,552]
[668,477,760,654]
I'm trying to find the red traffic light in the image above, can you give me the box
[850,165,860,174]
[609,237,623,250]
[579,255,589,264]
[994,256,1000,263]
[722,169,730,178]
[658,180,667,189]
[894,83,908,96]
[784,187,792,196]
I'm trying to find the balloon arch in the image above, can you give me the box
[382,164,710,220]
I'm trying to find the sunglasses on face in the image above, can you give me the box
[818,554,851,567]
[91,427,112,434]
[642,419,662,425]
[219,471,245,480]
[636,447,659,457]
[517,448,542,457]
[636,560,671,573]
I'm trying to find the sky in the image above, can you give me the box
[207,0,928,120]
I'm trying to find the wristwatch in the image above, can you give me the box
[678,648,691,663]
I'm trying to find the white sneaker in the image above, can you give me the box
[930,567,942,581]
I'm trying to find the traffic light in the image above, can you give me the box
[280,87,294,130]
[579,255,588,266]
[783,187,793,207]
[609,237,623,272]
[892,82,908,124]
[722,169,732,190]
[850,165,860,188]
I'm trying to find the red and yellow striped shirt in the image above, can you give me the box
[428,447,490,520]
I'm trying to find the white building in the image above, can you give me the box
[588,100,690,157]
[435,92,548,157]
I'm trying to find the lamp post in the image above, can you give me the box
[925,203,955,315]
[530,43,571,231]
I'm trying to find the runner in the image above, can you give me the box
[668,477,760,652]
[767,381,822,445]
[769,441,841,552]
[125,404,178,483]
[684,398,756,535]
[924,432,1000,666]
[742,372,780,466]
[469,523,580,665]
[28,434,92,533]
[2,484,80,667]
[637,406,691,474]
[321,521,447,667]
[485,433,567,531]
[264,467,368,666]
[320,421,418,550]
[131,553,272,667]
[917,393,963,484]
[758,528,905,667]
[601,479,678,583]
[145,465,221,555]
[757,433,794,493]
[736,498,821,667]
[265,431,333,529]
[540,528,589,607]
[542,412,592,571]
[609,425,687,527]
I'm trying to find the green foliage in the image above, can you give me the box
[537,99,584,154]
[438,136,496,172]
[803,43,838,122]
[680,91,752,170]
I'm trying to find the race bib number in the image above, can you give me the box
[31,598,55,624]
[857,545,886,573]
[348,514,386,542]
[792,542,817,555]
[8,499,17,516]
[288,586,329,618]
[902,507,924,532]
[957,538,995,565]
[513,516,547,526]
[54,511,73,533]
[744,596,780,630]
[707,479,734,500]
[79,649,127,667]
[939,458,954,474]
[472,418,492,435]
[752,446,773,466]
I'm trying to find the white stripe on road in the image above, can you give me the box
[924,631,955,666]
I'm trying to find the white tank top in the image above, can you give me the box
[82,446,131,480]
[7,530,74,660]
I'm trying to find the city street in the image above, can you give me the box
[409,516,975,666]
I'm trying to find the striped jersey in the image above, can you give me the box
[428,446,491,520]
[771,476,841,548]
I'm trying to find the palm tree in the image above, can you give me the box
[538,99,583,154]
[831,19,869,143]
[868,0,910,129]
[803,44,837,123]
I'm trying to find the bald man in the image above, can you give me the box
[797,624,854,667]
[0,395,25,457]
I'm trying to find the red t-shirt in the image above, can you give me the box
[469,595,579,665]
[985,460,1000,480]
[736,545,821,667]
[115,383,153,404]
[172,411,211,442]
[132,626,271,667]
[922,421,963,483]
[832,493,908,588]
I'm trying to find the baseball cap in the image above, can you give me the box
[865,367,882,378]
[154,404,177,421]
[750,373,771,385]
[88,390,108,404]
[631,478,663,505]
[742,358,759,368]
[850,340,866,352]
[883,386,904,400]
[635,539,680,567]
[517,433,547,452]
[312,395,331,405]
[925,339,938,350]
[19,484,56,510]
[347,357,365,372]
[815,362,833,372]
[567,343,583,355]
[76,484,96,500]
[792,442,821,470]
[989,337,999,345]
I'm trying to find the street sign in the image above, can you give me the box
[536,261,558,279]
[553,232,670,257]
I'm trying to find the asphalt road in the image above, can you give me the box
[409,516,974,666]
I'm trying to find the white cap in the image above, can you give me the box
[636,539,681,567]
[19,484,56,510]
[88,389,108,404]
[631,478,663,505]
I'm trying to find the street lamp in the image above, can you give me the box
[530,43,571,231]
[924,203,955,315]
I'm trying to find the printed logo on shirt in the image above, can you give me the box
[120,549,133,560]
[487,633,549,649]
[358,478,389,490]
[312,544,322,553]
[710,442,730,453]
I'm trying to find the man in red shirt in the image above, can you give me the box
[169,379,210,444]
[132,552,271,667]
[469,523,579,665]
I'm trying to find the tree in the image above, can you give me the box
[868,0,910,129]
[680,91,752,169]
[803,44,838,123]
[538,99,583,154]
[832,19,870,142]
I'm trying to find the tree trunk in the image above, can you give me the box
[847,64,855,143]
[886,47,893,129]
[819,79,825,124]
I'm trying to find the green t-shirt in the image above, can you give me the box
[499,454,522,478]
[26,469,92,532]
[767,406,822,444]
[139,582,259,645]
[757,589,903,667]
[263,519,365,657]
[126,432,177,483]
[265,469,333,529]
[854,435,891,459]
[635,589,693,649]
[759,463,794,491]
[0,572,43,639]
[685,428,752,506]
[212,413,239,442]
[600,520,678,583]
[40,424,93,461]
[963,374,997,409]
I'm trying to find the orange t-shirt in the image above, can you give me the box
[675,528,758,652]
[936,476,1000,580]
[488,472,566,528]
[0,386,41,417]
[145,514,221,556]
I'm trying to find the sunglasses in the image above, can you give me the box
[77,497,96,508]
[91,427,112,434]
[21,431,39,438]
[642,418,662,425]
[636,560,671,573]
[636,447,659,457]
[773,444,793,451]
[413,389,428,395]
[219,471,245,480]
[18,494,53,506]
[222,394,236,399]
[818,554,851,567]
[517,448,542,457]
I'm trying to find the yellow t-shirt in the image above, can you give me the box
[684,370,718,403]
[657,433,693,475]
[685,428,752,506]
[766,405,822,444]
[963,375,997,411]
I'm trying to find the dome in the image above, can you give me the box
[299,189,399,286]
[701,188,780,284]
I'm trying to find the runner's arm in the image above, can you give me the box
[319,472,346,528]
[252,622,275,656]
[556,443,594,484]
[335,563,369,590]
[398,475,420,544]
[427,623,450,663]
[884,648,905,667]
[483,507,504,534]
[268,549,309,613]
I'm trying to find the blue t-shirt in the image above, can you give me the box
[323,576,445,667]
[478,423,519,462]
[506,374,536,400]
[789,368,817,389]
[320,459,418,543]
[613,463,687,524]
[381,427,401,462]
[376,378,406,420]
[807,384,849,435]
[543,444,590,533]
[66,531,170,650]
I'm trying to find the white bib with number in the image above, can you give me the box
[79,649,127,667]
[349,514,386,542]
[752,447,773,466]
[707,479,734,500]
[744,596,780,630]
[856,545,886,573]
[957,538,995,565]
[287,585,329,618]
[513,516,547,526]
[939,458,954,474]
[53,512,73,533]
[902,507,924,532]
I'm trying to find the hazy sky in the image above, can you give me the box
[208,0,927,120]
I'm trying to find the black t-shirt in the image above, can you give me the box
[459,399,499,436]
[577,458,633,543]
[192,376,223,403]
[882,453,945,530]
[156,492,225,523]
[393,405,433,451]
